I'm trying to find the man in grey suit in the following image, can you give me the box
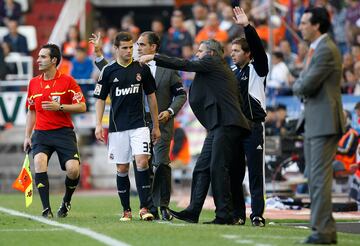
[90,31,186,220]
[293,7,345,244]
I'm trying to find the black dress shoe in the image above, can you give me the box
[160,207,173,221]
[168,208,198,223]
[150,208,160,220]
[203,218,234,225]
[302,235,337,244]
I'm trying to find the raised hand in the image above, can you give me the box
[233,7,249,27]
[89,32,103,57]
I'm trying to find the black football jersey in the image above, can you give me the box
[94,60,156,132]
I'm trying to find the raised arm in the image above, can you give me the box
[233,6,268,76]
[89,33,109,71]
[139,53,214,73]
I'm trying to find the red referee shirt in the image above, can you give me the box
[26,70,85,130]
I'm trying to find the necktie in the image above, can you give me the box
[305,48,314,69]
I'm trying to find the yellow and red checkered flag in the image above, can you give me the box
[12,153,33,207]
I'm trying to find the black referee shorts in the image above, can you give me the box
[31,127,80,171]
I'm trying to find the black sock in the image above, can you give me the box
[117,172,130,211]
[63,176,79,203]
[134,163,155,211]
[136,167,151,209]
[35,172,50,210]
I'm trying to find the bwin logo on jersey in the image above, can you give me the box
[116,84,140,96]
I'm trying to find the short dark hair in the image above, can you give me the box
[232,38,250,53]
[140,31,161,52]
[276,103,287,111]
[305,7,331,34]
[113,32,132,47]
[272,51,284,60]
[41,43,61,66]
[200,39,224,57]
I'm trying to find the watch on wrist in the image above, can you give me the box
[167,108,174,117]
[59,104,64,111]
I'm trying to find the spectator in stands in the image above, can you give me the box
[255,16,286,47]
[292,41,308,78]
[267,51,293,97]
[285,0,305,52]
[70,46,94,98]
[160,10,193,57]
[343,52,354,71]
[351,43,360,61]
[102,26,118,61]
[331,1,348,55]
[61,25,87,60]
[345,0,360,46]
[1,41,16,75]
[333,110,359,176]
[219,5,243,41]
[240,0,252,15]
[183,2,208,38]
[353,61,360,95]
[206,0,218,13]
[3,18,28,55]
[279,39,298,76]
[195,12,228,44]
[179,44,195,89]
[355,101,360,120]
[275,104,287,136]
[70,46,93,80]
[151,18,165,40]
[342,67,357,94]
[121,14,140,41]
[0,0,22,26]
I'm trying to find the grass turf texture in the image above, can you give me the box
[1,194,359,246]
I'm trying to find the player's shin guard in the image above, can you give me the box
[117,171,130,211]
[136,167,151,208]
[63,176,79,203]
[35,172,50,209]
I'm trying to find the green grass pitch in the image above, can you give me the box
[1,193,359,246]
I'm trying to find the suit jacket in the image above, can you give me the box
[154,54,250,131]
[293,35,345,138]
[3,33,29,55]
[95,59,187,142]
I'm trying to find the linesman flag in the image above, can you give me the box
[12,154,33,207]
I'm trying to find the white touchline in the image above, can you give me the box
[0,207,130,246]
[0,228,65,232]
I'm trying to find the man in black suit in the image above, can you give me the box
[140,39,250,224]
